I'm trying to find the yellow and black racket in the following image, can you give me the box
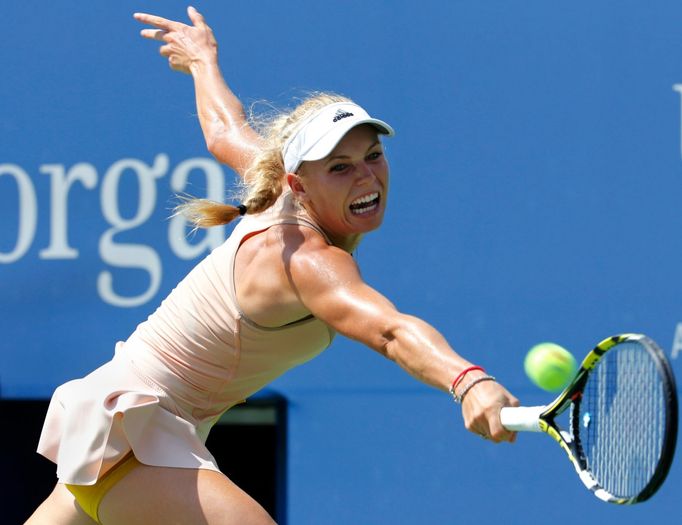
[500,333,678,504]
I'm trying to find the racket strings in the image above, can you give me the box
[579,341,666,499]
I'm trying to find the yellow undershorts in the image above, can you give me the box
[65,452,139,524]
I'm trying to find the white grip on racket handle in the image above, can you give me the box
[500,406,546,432]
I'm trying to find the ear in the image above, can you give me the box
[286,173,309,202]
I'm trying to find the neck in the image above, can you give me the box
[297,200,362,253]
[327,232,363,253]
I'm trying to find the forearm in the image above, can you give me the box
[189,60,262,176]
[382,314,479,393]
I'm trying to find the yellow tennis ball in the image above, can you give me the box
[524,342,577,392]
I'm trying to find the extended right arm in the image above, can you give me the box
[285,230,519,443]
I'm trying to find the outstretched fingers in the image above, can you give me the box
[135,7,205,34]
[187,6,206,27]
[140,28,168,42]
[133,12,180,31]
[134,13,179,43]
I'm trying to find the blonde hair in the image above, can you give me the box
[177,92,353,228]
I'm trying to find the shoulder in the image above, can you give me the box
[272,225,361,292]
[276,223,351,261]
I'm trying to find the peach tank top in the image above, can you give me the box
[38,190,335,484]
[126,190,335,425]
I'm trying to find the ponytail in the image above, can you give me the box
[174,198,247,228]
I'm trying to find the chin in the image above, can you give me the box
[354,216,384,234]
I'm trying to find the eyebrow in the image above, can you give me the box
[325,140,381,164]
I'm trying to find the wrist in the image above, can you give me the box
[449,366,484,396]
[448,366,496,404]
[189,56,220,76]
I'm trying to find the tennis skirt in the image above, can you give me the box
[37,343,221,486]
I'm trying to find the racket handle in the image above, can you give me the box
[500,406,546,432]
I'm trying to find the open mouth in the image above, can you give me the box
[349,192,381,215]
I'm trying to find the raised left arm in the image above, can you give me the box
[134,7,263,179]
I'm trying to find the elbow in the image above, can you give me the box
[205,134,222,160]
[203,118,230,160]
[205,133,235,167]
[379,314,413,361]
[378,337,394,360]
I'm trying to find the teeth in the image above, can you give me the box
[350,203,378,215]
[349,192,380,215]
[351,192,379,206]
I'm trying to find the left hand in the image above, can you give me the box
[134,6,218,74]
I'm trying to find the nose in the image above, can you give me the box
[355,162,375,185]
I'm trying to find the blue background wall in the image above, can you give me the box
[2,1,681,523]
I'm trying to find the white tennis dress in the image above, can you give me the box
[37,191,335,485]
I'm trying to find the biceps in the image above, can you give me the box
[287,242,404,351]
[306,283,401,352]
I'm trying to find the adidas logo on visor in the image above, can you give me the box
[333,108,354,122]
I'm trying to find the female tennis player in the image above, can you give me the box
[26,7,519,525]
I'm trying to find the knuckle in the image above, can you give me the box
[490,430,504,442]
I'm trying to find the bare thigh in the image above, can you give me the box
[24,483,96,525]
[98,461,276,525]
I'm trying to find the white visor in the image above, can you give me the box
[282,101,394,173]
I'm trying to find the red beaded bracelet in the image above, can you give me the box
[449,366,485,396]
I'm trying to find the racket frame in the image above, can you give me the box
[500,333,678,504]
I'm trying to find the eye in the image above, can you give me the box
[366,151,383,161]
[329,163,350,173]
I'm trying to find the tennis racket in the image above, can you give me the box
[500,333,678,504]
